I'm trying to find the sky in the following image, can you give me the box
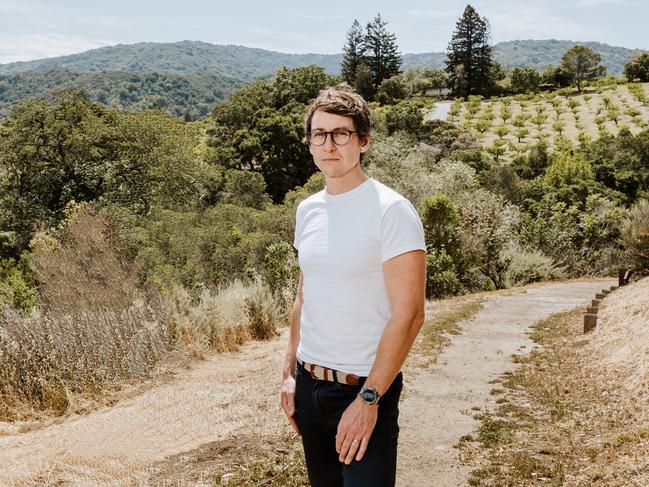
[0,0,647,64]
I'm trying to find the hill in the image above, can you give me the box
[493,39,640,75]
[0,41,343,81]
[0,68,244,118]
[0,39,641,119]
[0,40,639,80]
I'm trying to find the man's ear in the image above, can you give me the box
[360,133,371,153]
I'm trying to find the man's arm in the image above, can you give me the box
[280,272,304,435]
[335,249,426,464]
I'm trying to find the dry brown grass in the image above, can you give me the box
[0,206,284,422]
[462,278,649,486]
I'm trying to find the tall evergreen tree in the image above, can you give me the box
[363,13,402,90]
[445,4,494,98]
[341,19,365,85]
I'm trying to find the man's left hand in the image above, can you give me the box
[335,397,378,464]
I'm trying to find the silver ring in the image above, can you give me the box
[352,438,360,443]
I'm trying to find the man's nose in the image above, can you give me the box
[323,134,337,151]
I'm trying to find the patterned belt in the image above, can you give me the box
[297,359,362,386]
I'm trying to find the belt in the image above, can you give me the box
[297,359,362,386]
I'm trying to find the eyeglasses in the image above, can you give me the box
[308,128,357,146]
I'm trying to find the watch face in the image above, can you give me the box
[360,387,378,403]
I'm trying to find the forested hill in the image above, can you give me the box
[0,39,640,118]
[0,39,638,79]
[0,41,343,80]
[0,68,243,119]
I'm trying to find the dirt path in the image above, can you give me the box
[0,279,613,486]
[397,279,614,486]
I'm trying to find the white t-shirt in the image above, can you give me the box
[293,177,426,376]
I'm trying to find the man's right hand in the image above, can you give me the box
[280,375,300,435]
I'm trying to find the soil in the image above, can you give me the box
[0,279,614,486]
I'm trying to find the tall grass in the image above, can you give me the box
[0,206,285,419]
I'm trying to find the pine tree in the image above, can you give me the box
[341,19,365,85]
[363,13,402,90]
[445,4,494,98]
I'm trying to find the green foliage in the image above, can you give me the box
[624,53,649,82]
[384,100,423,135]
[560,45,606,92]
[621,198,649,271]
[0,255,37,313]
[510,67,542,94]
[504,246,567,287]
[363,13,402,91]
[425,250,463,298]
[446,5,495,98]
[377,75,409,104]
[341,19,365,85]
[0,68,243,119]
[262,242,300,300]
[206,65,331,202]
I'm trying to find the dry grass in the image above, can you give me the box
[461,278,649,486]
[0,206,284,422]
[141,433,308,487]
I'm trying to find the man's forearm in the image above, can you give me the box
[364,310,425,396]
[282,296,302,380]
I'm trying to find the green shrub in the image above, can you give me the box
[621,198,649,272]
[504,246,567,287]
[425,250,463,298]
[0,255,36,313]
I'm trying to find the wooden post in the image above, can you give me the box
[592,299,601,307]
[587,306,598,314]
[609,285,618,291]
[602,289,611,295]
[619,268,626,286]
[595,293,605,300]
[584,314,597,333]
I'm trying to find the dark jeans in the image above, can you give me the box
[294,361,403,487]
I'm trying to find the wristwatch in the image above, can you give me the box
[358,386,380,405]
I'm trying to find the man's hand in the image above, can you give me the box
[336,397,378,464]
[280,375,300,435]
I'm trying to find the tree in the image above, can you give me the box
[560,45,606,93]
[445,4,495,98]
[341,19,365,85]
[364,13,402,91]
[624,52,649,82]
[510,67,541,93]
[354,63,376,101]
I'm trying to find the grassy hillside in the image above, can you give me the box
[0,68,244,118]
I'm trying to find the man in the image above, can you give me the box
[280,83,426,487]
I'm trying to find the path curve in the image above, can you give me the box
[0,279,613,486]
[397,278,614,486]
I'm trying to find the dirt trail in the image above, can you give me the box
[397,279,614,486]
[0,279,613,486]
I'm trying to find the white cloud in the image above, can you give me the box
[575,0,627,6]
[0,34,112,64]
[488,8,592,42]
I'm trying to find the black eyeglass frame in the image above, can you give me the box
[307,129,358,146]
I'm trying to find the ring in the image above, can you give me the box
[352,438,360,443]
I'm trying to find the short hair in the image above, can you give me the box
[303,83,371,146]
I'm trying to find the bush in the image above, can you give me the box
[621,198,649,272]
[0,255,36,313]
[504,245,567,287]
[425,250,463,298]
